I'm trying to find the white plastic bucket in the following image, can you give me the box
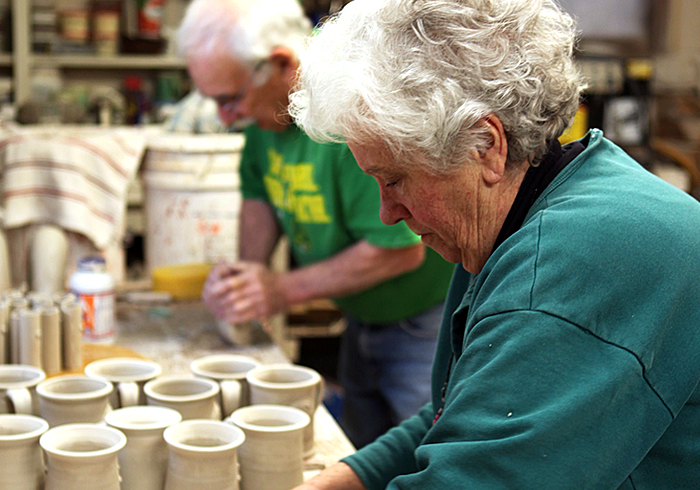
[143,133,245,271]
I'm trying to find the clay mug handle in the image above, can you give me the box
[117,381,140,407]
[293,376,325,416]
[314,376,325,412]
[7,387,33,414]
[219,380,242,419]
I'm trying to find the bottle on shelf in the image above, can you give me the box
[123,75,148,125]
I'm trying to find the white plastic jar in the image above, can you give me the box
[69,257,115,344]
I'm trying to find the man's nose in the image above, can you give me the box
[218,106,241,126]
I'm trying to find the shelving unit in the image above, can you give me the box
[2,0,337,106]
[7,0,189,106]
[32,54,186,69]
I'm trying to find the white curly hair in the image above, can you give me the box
[289,0,586,172]
[176,0,312,68]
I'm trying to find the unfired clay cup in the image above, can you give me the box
[85,357,162,408]
[0,364,46,416]
[190,354,260,418]
[246,364,323,457]
[227,404,310,490]
[40,423,126,490]
[144,375,221,420]
[0,414,49,489]
[36,375,113,427]
[105,405,183,490]
[163,419,246,490]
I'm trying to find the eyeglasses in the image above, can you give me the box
[213,60,267,113]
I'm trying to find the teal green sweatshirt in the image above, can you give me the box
[344,130,700,489]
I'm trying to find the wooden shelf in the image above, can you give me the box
[0,54,11,66]
[32,54,187,69]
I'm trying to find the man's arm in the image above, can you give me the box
[212,238,425,325]
[239,198,282,263]
[280,238,424,304]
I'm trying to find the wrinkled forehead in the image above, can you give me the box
[347,136,429,177]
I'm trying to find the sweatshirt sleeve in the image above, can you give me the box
[341,402,435,490]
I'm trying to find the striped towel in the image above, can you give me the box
[0,127,147,249]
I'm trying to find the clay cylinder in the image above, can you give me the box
[60,302,82,371]
[19,309,42,369]
[0,300,9,364]
[10,298,30,364]
[41,306,62,376]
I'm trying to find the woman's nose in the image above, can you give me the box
[379,196,410,225]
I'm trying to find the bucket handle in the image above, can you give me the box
[196,153,217,181]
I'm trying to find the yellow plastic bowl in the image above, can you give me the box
[151,263,212,301]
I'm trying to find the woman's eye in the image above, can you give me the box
[385,181,398,188]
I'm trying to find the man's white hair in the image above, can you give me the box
[176,0,312,66]
[290,0,586,172]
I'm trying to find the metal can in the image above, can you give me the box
[69,257,115,344]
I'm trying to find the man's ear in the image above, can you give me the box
[476,115,508,185]
[268,46,299,82]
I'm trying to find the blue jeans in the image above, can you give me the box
[338,303,444,449]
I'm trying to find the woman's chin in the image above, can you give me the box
[422,236,462,264]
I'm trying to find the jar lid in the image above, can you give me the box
[77,256,107,272]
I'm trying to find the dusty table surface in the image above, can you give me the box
[93,300,355,478]
[113,300,287,371]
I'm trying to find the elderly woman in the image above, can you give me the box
[289,0,700,488]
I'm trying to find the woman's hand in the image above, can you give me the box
[292,463,366,490]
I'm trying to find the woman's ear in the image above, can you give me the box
[476,115,508,185]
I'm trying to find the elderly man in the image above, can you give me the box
[290,0,700,488]
[175,0,455,448]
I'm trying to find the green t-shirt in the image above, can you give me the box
[240,124,454,323]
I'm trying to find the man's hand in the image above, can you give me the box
[201,260,288,324]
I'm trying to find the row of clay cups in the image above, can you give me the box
[0,291,82,374]
[191,357,324,458]
[1,356,324,455]
[0,406,182,490]
[0,403,311,490]
[124,404,310,490]
[85,355,324,458]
